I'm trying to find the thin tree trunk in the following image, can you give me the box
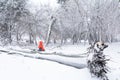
[9,25,12,44]
[45,16,56,46]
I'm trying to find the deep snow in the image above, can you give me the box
[0,43,120,80]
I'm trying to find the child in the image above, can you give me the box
[38,40,45,51]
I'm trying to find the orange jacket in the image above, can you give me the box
[38,41,45,51]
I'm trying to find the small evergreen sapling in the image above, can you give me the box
[87,42,109,80]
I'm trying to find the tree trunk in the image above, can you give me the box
[9,25,12,44]
[45,16,56,46]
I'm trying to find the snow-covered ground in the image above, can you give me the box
[0,43,120,80]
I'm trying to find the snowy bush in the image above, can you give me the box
[87,42,109,80]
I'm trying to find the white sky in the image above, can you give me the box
[29,0,59,9]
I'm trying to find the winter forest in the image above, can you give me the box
[0,0,119,46]
[0,0,120,80]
